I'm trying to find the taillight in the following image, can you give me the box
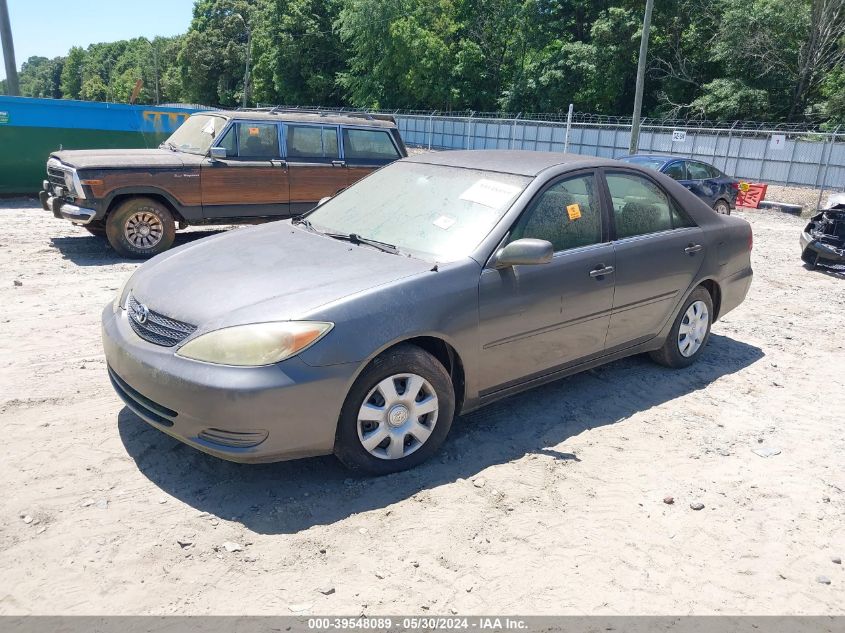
[729,181,740,191]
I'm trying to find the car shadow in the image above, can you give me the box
[117,333,764,535]
[49,230,229,266]
[802,261,845,279]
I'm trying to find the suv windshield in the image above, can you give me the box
[305,162,530,262]
[163,114,228,155]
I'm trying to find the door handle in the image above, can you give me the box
[271,159,287,168]
[589,265,615,278]
[331,160,346,167]
[684,243,703,255]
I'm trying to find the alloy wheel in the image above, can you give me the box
[124,210,164,249]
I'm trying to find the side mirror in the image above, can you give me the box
[494,238,553,268]
[210,147,227,160]
[317,196,331,207]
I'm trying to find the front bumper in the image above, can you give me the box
[102,305,358,463]
[40,191,97,225]
[800,231,845,264]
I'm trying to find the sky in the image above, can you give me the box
[1,0,195,81]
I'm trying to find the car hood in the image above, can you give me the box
[128,222,435,331]
[51,148,201,170]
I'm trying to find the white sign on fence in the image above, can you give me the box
[672,130,687,143]
[770,134,786,150]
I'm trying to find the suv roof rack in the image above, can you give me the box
[233,106,395,124]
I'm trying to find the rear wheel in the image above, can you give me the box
[649,287,714,369]
[714,199,731,215]
[334,344,455,475]
[106,197,175,259]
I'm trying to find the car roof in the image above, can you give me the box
[621,154,683,163]
[199,109,398,129]
[403,149,621,177]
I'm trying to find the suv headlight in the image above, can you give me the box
[62,168,86,199]
[176,321,333,366]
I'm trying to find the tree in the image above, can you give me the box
[251,0,345,106]
[60,47,85,99]
[17,56,65,98]
[179,0,262,106]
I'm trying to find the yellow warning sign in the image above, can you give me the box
[248,127,260,136]
[739,181,750,193]
[567,203,582,220]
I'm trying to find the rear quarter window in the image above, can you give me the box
[342,129,400,161]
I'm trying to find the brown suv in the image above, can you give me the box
[39,109,407,258]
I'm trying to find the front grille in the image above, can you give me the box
[47,166,66,190]
[127,293,197,347]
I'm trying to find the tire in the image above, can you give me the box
[649,287,714,369]
[105,197,175,259]
[334,344,455,475]
[714,199,731,215]
[84,223,107,237]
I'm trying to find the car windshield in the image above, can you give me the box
[163,114,228,155]
[306,162,531,263]
[619,156,666,172]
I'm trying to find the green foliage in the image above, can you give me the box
[9,0,845,124]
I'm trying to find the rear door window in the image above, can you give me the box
[285,125,340,162]
[606,172,674,239]
[686,161,711,180]
[663,161,686,180]
[342,129,401,162]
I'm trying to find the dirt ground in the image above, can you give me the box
[0,197,843,615]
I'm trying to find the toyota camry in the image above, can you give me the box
[103,150,753,474]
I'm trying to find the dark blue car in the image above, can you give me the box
[619,154,739,215]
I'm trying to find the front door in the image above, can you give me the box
[284,124,348,215]
[201,121,289,219]
[478,171,616,393]
[602,169,706,351]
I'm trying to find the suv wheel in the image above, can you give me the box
[334,344,455,475]
[714,199,731,215]
[106,197,175,258]
[649,287,714,369]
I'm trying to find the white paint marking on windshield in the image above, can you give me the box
[459,179,522,209]
[201,119,216,135]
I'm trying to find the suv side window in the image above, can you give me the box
[508,173,602,252]
[342,129,400,162]
[234,122,280,158]
[286,125,339,161]
[663,161,686,180]
[606,172,675,239]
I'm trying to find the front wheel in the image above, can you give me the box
[106,197,175,259]
[334,344,455,475]
[649,287,714,369]
[714,199,731,215]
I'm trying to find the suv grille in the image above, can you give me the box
[127,293,197,347]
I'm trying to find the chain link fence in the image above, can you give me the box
[256,105,845,193]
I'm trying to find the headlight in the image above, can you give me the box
[62,168,86,199]
[176,321,333,366]
[113,272,134,312]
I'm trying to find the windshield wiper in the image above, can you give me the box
[292,218,400,255]
[161,141,177,152]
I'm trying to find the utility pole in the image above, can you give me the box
[242,26,251,108]
[0,0,20,96]
[152,40,160,105]
[629,0,654,155]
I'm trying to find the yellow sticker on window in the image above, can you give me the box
[248,127,260,136]
[567,203,582,220]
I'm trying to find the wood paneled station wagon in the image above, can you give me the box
[39,109,407,258]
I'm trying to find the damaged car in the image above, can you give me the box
[800,193,845,269]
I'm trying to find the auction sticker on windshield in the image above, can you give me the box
[459,179,522,209]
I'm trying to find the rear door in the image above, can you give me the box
[201,121,289,219]
[478,170,616,392]
[341,127,403,188]
[682,160,719,206]
[285,124,347,215]
[602,169,705,351]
